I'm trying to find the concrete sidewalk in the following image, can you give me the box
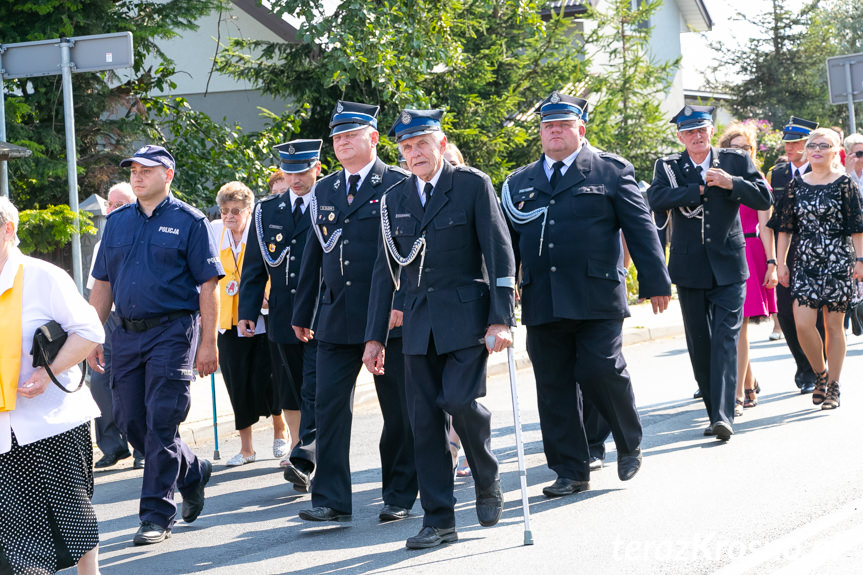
[177,299,687,452]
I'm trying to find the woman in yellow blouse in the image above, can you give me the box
[212,182,284,466]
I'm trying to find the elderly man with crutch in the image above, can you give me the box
[363,109,518,549]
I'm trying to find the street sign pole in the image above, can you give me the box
[0,48,8,197]
[0,32,133,290]
[60,39,84,293]
[845,62,857,135]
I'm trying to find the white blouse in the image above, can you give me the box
[0,248,104,454]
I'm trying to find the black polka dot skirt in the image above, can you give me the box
[0,423,99,574]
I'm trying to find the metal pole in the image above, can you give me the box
[846,62,858,135]
[60,39,84,293]
[0,47,9,197]
[210,373,221,460]
[506,338,534,545]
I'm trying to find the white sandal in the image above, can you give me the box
[273,439,289,459]
[225,452,256,467]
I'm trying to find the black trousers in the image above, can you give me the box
[310,338,417,514]
[405,337,498,529]
[271,340,318,471]
[678,281,745,427]
[526,318,641,482]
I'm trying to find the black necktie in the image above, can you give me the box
[347,174,360,205]
[293,197,304,225]
[550,160,565,189]
[696,165,704,184]
[422,182,433,208]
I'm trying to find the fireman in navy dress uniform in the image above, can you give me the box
[502,92,671,499]
[364,109,515,549]
[647,106,772,441]
[291,101,418,523]
[238,139,321,489]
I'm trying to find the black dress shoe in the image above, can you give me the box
[542,477,589,498]
[800,382,815,394]
[283,464,311,492]
[379,504,410,521]
[617,448,642,481]
[703,425,714,436]
[711,420,733,441]
[298,506,351,522]
[133,521,171,545]
[405,526,458,549]
[475,479,503,527]
[693,388,702,399]
[94,448,132,469]
[133,456,146,470]
[181,459,212,523]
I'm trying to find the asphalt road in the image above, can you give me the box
[69,322,863,575]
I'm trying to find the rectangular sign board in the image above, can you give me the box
[1,32,133,79]
[827,52,863,105]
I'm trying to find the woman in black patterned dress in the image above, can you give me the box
[770,128,863,410]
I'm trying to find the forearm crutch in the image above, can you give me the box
[507,341,534,545]
[210,373,221,461]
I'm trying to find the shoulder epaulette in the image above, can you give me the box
[387,164,410,177]
[659,152,682,162]
[505,162,534,182]
[258,194,279,204]
[454,165,489,180]
[597,150,628,168]
[175,200,207,221]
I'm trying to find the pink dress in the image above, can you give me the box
[741,205,778,318]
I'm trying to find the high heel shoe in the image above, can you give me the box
[821,381,840,410]
[743,388,757,408]
[812,369,828,406]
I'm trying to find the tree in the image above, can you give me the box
[709,0,851,129]
[216,0,591,185]
[1,0,226,209]
[584,0,679,182]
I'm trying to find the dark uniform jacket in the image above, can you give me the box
[238,191,312,344]
[292,157,409,345]
[647,147,772,289]
[92,193,224,319]
[504,146,671,326]
[766,161,811,266]
[366,161,516,356]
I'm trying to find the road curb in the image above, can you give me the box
[178,319,686,450]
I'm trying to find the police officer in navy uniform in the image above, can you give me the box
[502,92,671,498]
[364,109,515,549]
[766,117,822,393]
[238,139,321,489]
[648,106,772,441]
[89,145,223,545]
[291,101,418,523]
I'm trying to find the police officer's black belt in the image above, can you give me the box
[743,232,758,238]
[120,310,194,333]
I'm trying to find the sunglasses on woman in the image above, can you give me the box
[851,151,863,159]
[219,207,248,215]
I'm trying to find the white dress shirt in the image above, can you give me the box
[0,247,104,454]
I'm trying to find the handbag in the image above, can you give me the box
[30,320,86,393]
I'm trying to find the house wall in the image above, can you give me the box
[150,2,292,131]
